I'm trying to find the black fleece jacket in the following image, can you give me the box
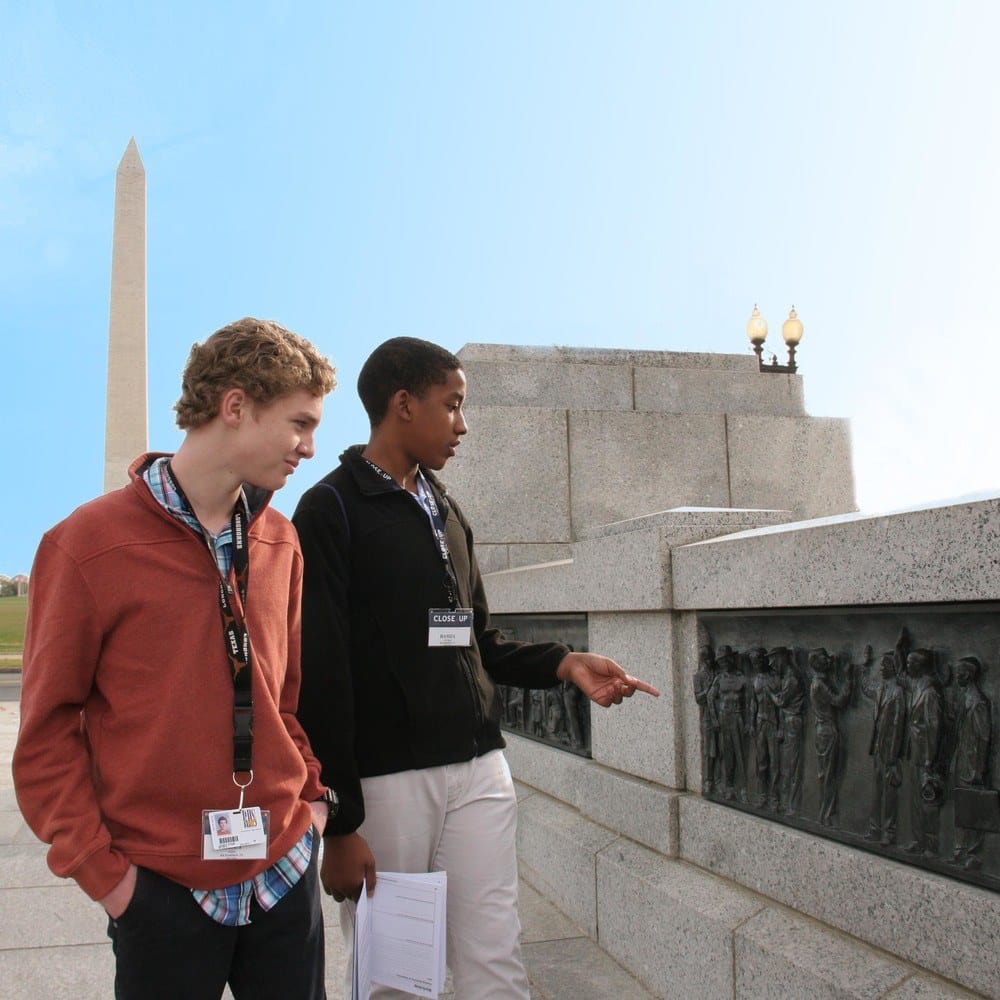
[292,446,568,836]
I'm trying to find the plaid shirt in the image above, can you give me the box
[192,827,314,926]
[143,457,313,926]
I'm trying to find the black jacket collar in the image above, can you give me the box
[341,445,450,505]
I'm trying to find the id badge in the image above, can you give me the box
[428,607,473,647]
[202,807,270,860]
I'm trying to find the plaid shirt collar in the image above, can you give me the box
[143,456,235,577]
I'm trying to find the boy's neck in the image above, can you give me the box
[361,439,420,494]
[170,440,244,535]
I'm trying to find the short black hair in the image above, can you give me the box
[358,337,462,426]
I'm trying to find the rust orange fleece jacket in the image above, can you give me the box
[13,454,326,900]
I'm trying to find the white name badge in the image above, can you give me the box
[202,807,270,860]
[428,608,473,647]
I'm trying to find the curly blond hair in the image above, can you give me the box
[174,317,336,429]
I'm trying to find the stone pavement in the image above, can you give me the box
[0,696,653,999]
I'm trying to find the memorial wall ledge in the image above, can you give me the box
[456,366,805,415]
[679,795,1000,997]
[575,507,794,539]
[505,734,679,858]
[512,774,993,997]
[485,508,792,614]
[672,495,1000,609]
[458,342,758,371]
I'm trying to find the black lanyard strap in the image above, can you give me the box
[167,463,255,774]
[225,502,254,773]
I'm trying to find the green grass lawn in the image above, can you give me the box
[0,595,27,655]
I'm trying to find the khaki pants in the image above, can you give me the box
[341,750,529,1000]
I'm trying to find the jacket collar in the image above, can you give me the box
[341,445,450,505]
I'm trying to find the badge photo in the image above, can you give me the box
[202,807,270,860]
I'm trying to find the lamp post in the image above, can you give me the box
[746,305,803,373]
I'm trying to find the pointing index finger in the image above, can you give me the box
[625,675,660,697]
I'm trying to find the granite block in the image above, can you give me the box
[475,544,509,574]
[484,559,579,615]
[13,823,42,846]
[573,512,796,611]
[734,906,907,999]
[576,506,793,540]
[588,613,680,786]
[883,975,984,998]
[672,496,1000,609]
[0,885,109,947]
[634,366,805,416]
[485,528,672,613]
[679,795,1000,997]
[457,342,757,371]
[515,790,619,936]
[577,765,679,858]
[506,542,573,569]
[570,529,672,610]
[568,411,731,531]
[596,837,763,999]
[0,809,25,845]
[320,892,350,996]
[520,937,656,999]
[0,844,61,888]
[513,778,538,804]
[458,359,633,410]
[675,610,703,794]
[0,944,114,999]
[517,877,585,943]
[440,406,571,544]
[480,543,577,576]
[726,414,856,519]
[504,735,680,857]
[505,735,588,805]
[485,511,796,616]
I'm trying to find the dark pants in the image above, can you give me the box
[107,845,325,1000]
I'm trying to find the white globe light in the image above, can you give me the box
[746,304,768,345]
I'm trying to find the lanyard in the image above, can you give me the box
[363,457,460,609]
[167,463,255,776]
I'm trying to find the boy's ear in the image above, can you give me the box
[219,388,249,427]
[390,388,414,423]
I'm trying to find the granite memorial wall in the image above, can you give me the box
[446,342,999,996]
[484,498,1000,998]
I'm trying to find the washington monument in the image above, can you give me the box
[103,137,148,493]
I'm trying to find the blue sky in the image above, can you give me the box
[2,2,999,575]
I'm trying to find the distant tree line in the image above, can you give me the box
[0,576,22,598]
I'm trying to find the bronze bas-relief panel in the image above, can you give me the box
[492,613,591,757]
[697,605,1000,891]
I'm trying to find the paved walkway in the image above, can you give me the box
[0,697,653,999]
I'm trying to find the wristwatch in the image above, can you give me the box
[315,787,339,818]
